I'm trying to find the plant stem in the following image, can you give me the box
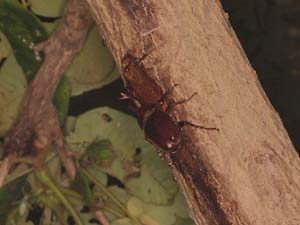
[59,186,82,199]
[52,206,69,225]
[81,168,143,225]
[80,168,127,213]
[4,153,57,186]
[35,170,84,225]
[59,185,125,219]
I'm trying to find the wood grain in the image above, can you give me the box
[84,0,300,224]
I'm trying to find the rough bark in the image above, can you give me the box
[0,0,93,186]
[83,0,300,225]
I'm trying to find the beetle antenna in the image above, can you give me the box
[178,121,219,131]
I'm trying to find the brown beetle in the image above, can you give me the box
[121,53,163,106]
[143,109,182,151]
[121,52,218,152]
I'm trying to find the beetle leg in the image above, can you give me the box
[165,84,180,96]
[158,84,180,104]
[131,47,156,67]
[177,121,219,131]
[166,92,197,113]
[122,49,153,72]
[119,92,139,113]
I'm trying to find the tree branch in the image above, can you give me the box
[83,0,300,225]
[0,0,93,186]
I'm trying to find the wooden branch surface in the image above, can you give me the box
[83,0,300,225]
[0,0,93,185]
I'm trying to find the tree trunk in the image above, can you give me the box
[83,0,300,224]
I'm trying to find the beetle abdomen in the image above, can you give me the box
[144,110,182,151]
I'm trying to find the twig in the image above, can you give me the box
[80,168,127,213]
[95,210,111,225]
[1,0,93,183]
[0,154,15,187]
[58,186,126,219]
[81,168,143,225]
[2,152,57,187]
[35,170,84,225]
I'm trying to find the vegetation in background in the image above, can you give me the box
[0,0,299,224]
[0,1,193,224]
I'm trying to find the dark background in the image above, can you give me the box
[221,0,300,152]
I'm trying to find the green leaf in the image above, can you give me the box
[127,193,193,225]
[35,170,84,225]
[67,107,177,205]
[72,169,93,204]
[0,55,27,136]
[52,76,71,124]
[27,0,67,33]
[0,0,47,82]
[0,32,11,59]
[29,0,67,18]
[0,177,30,223]
[86,140,114,161]
[126,165,176,205]
[66,26,119,96]
[66,107,195,224]
[0,0,70,124]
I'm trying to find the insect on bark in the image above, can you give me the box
[120,52,218,152]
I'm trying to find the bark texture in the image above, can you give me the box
[84,0,300,225]
[0,0,93,185]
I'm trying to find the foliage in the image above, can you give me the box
[0,0,193,225]
[0,177,30,224]
[0,0,70,124]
